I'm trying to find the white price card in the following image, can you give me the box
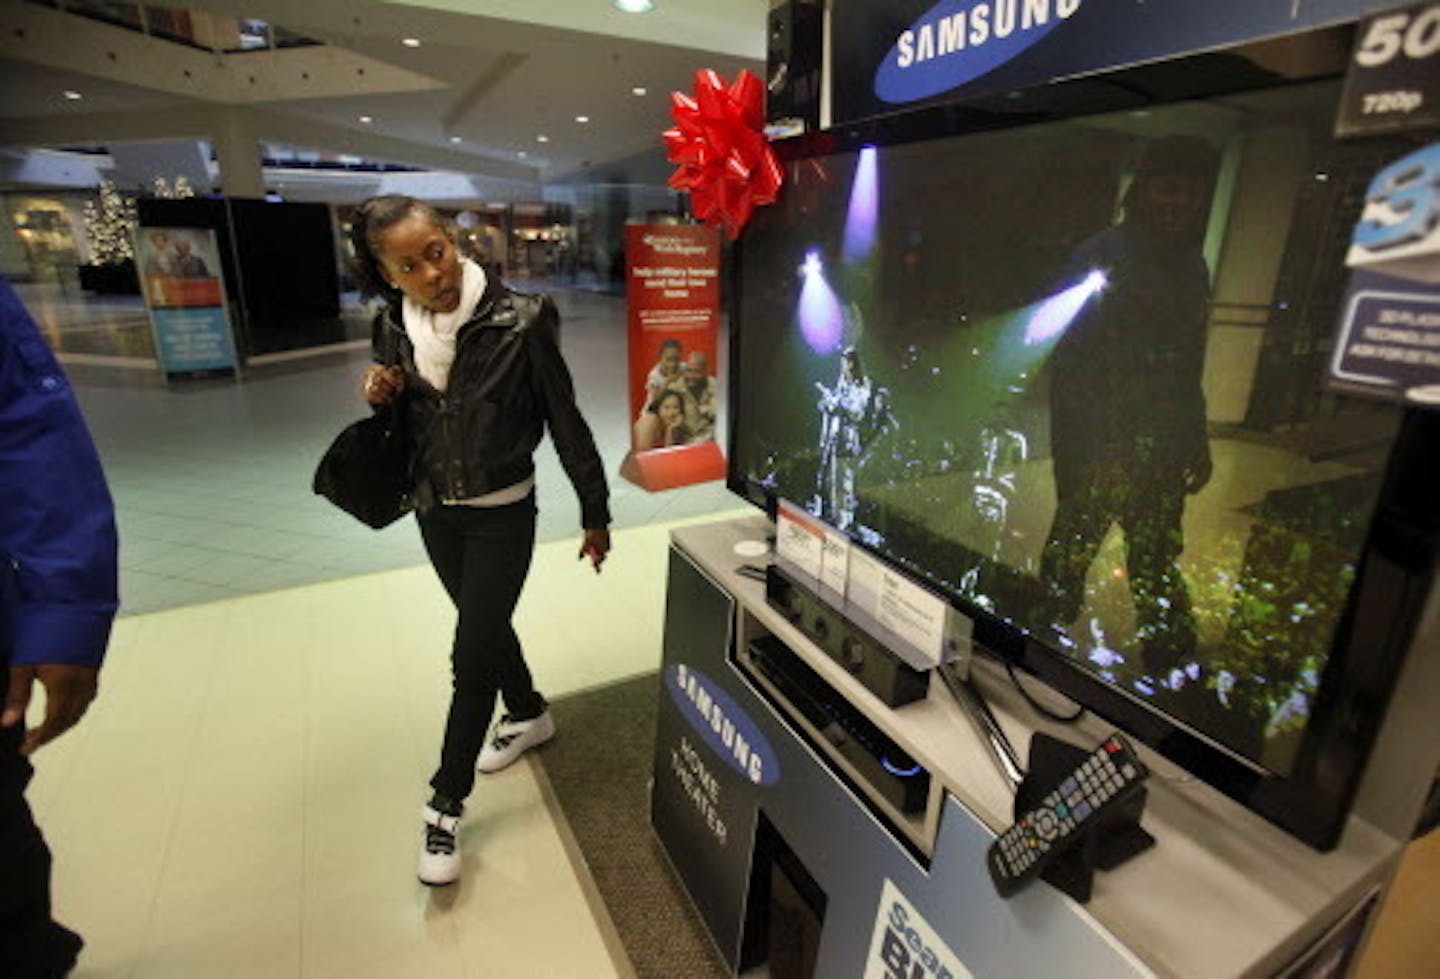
[775,500,824,580]
[820,527,850,597]
[876,568,950,662]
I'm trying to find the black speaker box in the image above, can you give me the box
[765,564,930,708]
[766,0,824,128]
[768,856,824,979]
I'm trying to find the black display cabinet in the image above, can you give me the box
[136,197,344,358]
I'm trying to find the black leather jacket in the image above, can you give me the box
[374,276,610,528]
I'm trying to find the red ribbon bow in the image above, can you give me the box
[663,69,784,240]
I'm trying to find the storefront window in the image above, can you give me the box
[7,196,84,279]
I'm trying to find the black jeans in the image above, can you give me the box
[0,722,83,977]
[1040,471,1198,671]
[418,496,546,803]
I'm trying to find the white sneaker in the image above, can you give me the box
[476,711,555,773]
[418,804,462,886]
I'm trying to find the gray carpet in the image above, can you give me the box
[536,673,731,979]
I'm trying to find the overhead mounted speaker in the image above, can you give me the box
[766,0,823,132]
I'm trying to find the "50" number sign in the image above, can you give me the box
[1340,3,1440,137]
[1356,5,1440,67]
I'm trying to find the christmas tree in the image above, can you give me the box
[82,180,138,266]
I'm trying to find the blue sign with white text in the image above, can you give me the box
[1333,285,1440,397]
[151,306,238,374]
[835,0,1403,125]
[875,0,1071,104]
[665,663,781,786]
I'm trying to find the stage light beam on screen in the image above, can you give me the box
[1023,269,1108,346]
[798,250,844,355]
[843,146,879,263]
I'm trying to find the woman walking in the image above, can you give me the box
[351,195,611,886]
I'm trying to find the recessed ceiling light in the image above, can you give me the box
[449,135,462,143]
[575,115,590,123]
[614,0,655,12]
[63,90,82,100]
[402,37,421,47]
[537,135,549,143]
[632,86,647,97]
[359,115,373,123]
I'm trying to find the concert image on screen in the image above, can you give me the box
[732,79,1414,778]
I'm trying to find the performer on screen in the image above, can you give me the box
[814,346,894,531]
[1039,136,1220,677]
[959,421,1031,609]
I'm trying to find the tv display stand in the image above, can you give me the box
[650,514,1435,978]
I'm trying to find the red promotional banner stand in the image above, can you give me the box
[621,223,726,491]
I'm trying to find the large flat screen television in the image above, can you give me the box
[729,30,1439,850]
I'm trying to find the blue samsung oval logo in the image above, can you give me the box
[666,664,780,786]
[875,0,1082,105]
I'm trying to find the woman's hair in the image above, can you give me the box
[348,195,445,300]
[647,389,685,416]
[658,338,682,357]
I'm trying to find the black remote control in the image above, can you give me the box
[986,732,1149,897]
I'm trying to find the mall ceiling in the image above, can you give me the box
[0,0,766,189]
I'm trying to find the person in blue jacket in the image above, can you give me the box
[0,276,118,977]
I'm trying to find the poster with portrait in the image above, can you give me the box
[620,223,726,491]
[135,226,238,379]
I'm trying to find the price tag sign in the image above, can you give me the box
[1338,3,1440,137]
[775,499,825,580]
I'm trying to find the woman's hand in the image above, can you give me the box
[363,365,404,406]
[578,528,611,574]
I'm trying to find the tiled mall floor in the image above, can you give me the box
[55,285,736,616]
[27,513,744,978]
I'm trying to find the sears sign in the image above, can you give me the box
[665,664,780,786]
[876,0,1083,103]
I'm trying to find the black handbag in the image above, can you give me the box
[312,405,413,529]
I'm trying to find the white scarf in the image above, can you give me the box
[402,258,487,392]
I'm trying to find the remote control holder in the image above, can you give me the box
[1012,732,1155,904]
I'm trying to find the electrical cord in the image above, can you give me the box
[994,663,1206,785]
[1004,659,1086,724]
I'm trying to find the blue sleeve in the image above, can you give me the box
[0,278,118,669]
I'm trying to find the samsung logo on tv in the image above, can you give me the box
[667,663,780,786]
[877,0,1082,104]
